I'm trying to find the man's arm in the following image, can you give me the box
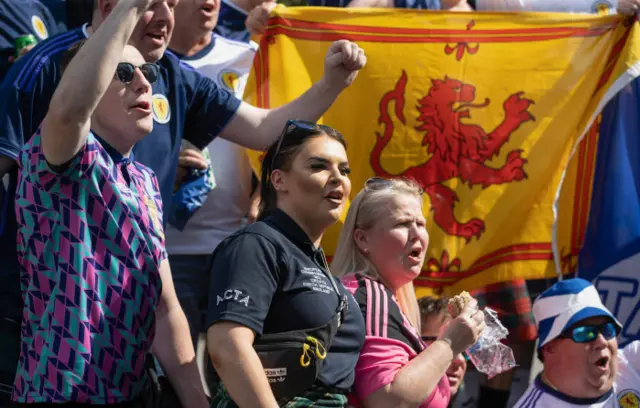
[153,259,209,408]
[219,40,366,150]
[39,0,149,165]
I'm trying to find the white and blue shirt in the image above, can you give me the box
[166,34,257,255]
[515,341,640,408]
[475,0,617,13]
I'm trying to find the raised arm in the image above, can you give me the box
[40,0,152,165]
[219,40,366,150]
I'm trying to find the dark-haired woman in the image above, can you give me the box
[206,120,365,408]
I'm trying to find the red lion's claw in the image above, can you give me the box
[504,93,535,123]
[499,150,528,182]
[458,218,485,242]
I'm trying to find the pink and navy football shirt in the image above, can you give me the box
[342,273,451,408]
[13,131,166,404]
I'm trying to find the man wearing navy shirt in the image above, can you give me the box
[38,0,96,31]
[0,0,60,81]
[0,0,365,403]
[215,0,260,43]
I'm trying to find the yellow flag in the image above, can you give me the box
[243,8,640,297]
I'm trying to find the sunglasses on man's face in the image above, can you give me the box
[114,62,160,85]
[560,321,619,343]
[270,119,336,169]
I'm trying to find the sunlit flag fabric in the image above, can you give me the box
[243,8,640,297]
[579,77,640,347]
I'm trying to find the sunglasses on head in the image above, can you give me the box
[270,119,336,169]
[559,321,619,343]
[114,62,160,85]
[364,177,394,191]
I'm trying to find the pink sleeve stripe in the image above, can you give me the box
[364,277,392,337]
[382,285,389,338]
[365,277,373,336]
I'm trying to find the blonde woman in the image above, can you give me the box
[332,177,485,408]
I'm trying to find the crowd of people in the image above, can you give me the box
[0,0,639,407]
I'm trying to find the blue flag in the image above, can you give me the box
[579,78,640,347]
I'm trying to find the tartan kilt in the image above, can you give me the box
[469,279,537,343]
[210,383,348,408]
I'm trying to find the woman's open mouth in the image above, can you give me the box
[325,190,344,205]
[407,248,422,263]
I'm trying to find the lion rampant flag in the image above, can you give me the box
[243,8,640,297]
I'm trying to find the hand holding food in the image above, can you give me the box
[448,291,474,317]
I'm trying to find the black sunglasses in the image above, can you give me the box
[114,62,160,84]
[421,336,438,342]
[270,119,336,170]
[559,321,619,343]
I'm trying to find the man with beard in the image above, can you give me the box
[515,278,640,408]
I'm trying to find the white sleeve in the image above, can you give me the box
[621,341,640,374]
[475,0,524,11]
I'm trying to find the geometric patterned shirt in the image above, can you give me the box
[13,131,167,404]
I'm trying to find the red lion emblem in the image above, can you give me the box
[371,71,535,241]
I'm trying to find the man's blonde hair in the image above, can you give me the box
[331,178,425,330]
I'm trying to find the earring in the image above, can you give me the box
[363,248,369,254]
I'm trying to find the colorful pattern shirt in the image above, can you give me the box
[13,131,166,404]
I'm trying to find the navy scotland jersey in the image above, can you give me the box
[0,24,241,322]
[214,0,251,44]
[0,0,59,81]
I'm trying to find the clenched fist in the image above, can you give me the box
[322,40,367,90]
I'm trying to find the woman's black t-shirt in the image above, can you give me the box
[207,209,365,390]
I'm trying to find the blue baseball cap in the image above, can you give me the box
[533,278,622,348]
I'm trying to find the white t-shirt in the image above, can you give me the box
[475,0,618,13]
[165,34,257,255]
[514,341,640,408]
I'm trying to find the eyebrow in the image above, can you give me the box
[307,156,349,166]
